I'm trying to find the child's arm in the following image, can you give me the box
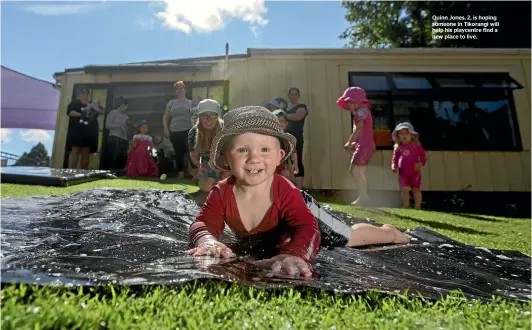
[345,109,368,148]
[188,186,226,246]
[127,135,138,158]
[417,143,427,166]
[414,143,427,173]
[186,186,234,258]
[188,128,200,167]
[391,145,400,171]
[279,189,321,263]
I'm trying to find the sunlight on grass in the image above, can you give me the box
[2,283,531,330]
[1,178,199,198]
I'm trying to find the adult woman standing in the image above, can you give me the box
[285,87,308,188]
[163,81,193,180]
[104,97,130,170]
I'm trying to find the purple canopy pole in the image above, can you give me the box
[1,66,60,130]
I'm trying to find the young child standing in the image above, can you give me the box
[272,109,299,179]
[126,120,159,177]
[337,87,376,206]
[391,122,427,209]
[186,106,408,278]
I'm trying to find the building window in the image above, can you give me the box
[393,76,433,89]
[348,72,523,151]
[350,74,391,91]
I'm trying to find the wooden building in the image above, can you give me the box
[51,48,531,193]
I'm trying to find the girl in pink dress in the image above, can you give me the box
[336,87,376,206]
[126,120,159,178]
[391,122,427,209]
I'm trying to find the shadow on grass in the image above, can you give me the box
[360,208,493,236]
[451,213,506,223]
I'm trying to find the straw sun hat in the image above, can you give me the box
[208,106,296,172]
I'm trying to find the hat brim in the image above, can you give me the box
[336,96,370,112]
[209,128,296,172]
[392,125,419,144]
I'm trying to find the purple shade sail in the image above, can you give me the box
[1,66,60,130]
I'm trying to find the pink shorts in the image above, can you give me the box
[399,172,421,189]
[351,143,375,166]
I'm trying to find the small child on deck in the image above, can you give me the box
[186,106,408,278]
[391,122,427,209]
[126,120,159,178]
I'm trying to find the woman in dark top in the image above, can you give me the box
[285,87,308,188]
[66,88,104,169]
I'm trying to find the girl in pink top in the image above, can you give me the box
[336,87,376,206]
[391,122,427,209]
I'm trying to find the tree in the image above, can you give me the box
[14,142,50,166]
[340,1,531,48]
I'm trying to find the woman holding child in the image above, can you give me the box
[284,88,308,189]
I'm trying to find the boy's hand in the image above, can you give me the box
[185,240,235,258]
[414,163,423,172]
[391,166,398,174]
[255,254,313,278]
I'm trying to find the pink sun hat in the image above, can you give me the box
[336,87,371,111]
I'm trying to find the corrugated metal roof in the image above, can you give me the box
[247,48,531,57]
[53,47,530,79]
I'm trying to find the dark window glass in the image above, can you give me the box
[436,78,475,88]
[393,76,433,89]
[112,83,175,139]
[350,74,390,91]
[480,79,521,88]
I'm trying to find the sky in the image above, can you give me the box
[0,0,350,158]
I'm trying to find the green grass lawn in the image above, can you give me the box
[1,178,531,330]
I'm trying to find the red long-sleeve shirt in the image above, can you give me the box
[189,174,321,262]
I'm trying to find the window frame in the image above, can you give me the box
[348,72,523,152]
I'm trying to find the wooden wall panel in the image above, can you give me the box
[473,152,494,191]
[489,152,510,192]
[266,59,287,102]
[458,152,477,191]
[380,150,398,190]
[503,152,526,191]
[520,151,531,191]
[245,60,267,105]
[325,62,354,190]
[443,152,462,191]
[427,151,445,190]
[306,60,331,189]
[228,60,246,109]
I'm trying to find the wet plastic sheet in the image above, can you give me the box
[0,167,112,187]
[1,189,530,302]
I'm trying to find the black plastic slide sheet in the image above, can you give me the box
[0,167,112,187]
[1,189,530,302]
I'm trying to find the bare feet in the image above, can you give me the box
[350,197,370,206]
[383,224,409,244]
